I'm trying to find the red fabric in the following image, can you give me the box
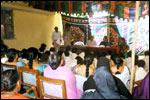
[124,7,129,19]
[97,3,102,11]
[69,1,72,13]
[82,2,86,13]
[1,94,31,99]
[110,4,116,14]
[58,1,61,11]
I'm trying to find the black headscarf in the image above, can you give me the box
[81,57,127,99]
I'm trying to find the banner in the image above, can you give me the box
[62,15,149,54]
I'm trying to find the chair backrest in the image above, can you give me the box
[18,67,40,96]
[1,63,17,72]
[38,76,67,99]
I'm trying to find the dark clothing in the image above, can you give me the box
[81,67,127,99]
[83,75,97,91]
[113,76,132,99]
[99,41,112,47]
[81,57,128,99]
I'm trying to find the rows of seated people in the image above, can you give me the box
[1,40,149,99]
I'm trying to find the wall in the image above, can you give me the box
[3,6,63,51]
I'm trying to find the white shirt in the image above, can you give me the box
[86,40,97,46]
[134,67,147,82]
[114,66,130,90]
[52,31,61,44]
[74,41,84,46]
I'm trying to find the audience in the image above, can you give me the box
[2,41,148,99]
[1,69,30,99]
[81,57,128,99]
[44,53,82,99]
[110,53,130,90]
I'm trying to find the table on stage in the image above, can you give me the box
[60,45,120,54]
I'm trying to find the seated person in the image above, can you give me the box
[86,35,97,46]
[18,48,29,64]
[134,60,148,82]
[132,72,149,99]
[24,47,46,97]
[119,37,130,58]
[1,69,30,99]
[74,37,84,46]
[99,36,112,47]
[6,48,25,68]
[74,53,95,78]
[44,52,82,99]
[110,53,130,90]
[81,57,129,99]
[25,47,46,75]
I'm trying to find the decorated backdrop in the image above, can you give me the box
[62,15,149,54]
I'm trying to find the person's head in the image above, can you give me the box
[65,46,71,52]
[27,47,39,69]
[103,36,107,42]
[127,51,132,57]
[64,51,69,57]
[49,47,56,53]
[135,55,139,65]
[97,57,110,69]
[6,48,18,62]
[93,51,100,59]
[48,53,63,70]
[90,36,94,41]
[84,53,93,77]
[57,50,63,57]
[111,54,123,74]
[71,47,77,54]
[144,51,149,56]
[39,43,46,53]
[54,26,58,32]
[75,56,84,65]
[1,69,20,93]
[1,44,8,57]
[137,60,145,68]
[21,49,29,59]
[120,37,126,43]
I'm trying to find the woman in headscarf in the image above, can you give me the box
[81,57,128,99]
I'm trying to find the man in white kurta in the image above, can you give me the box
[52,27,62,51]
[86,36,97,46]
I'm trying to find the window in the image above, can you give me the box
[1,8,14,39]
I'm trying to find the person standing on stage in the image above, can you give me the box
[52,26,62,52]
[99,36,112,47]
[64,25,72,46]
[119,37,129,58]
[86,35,97,46]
